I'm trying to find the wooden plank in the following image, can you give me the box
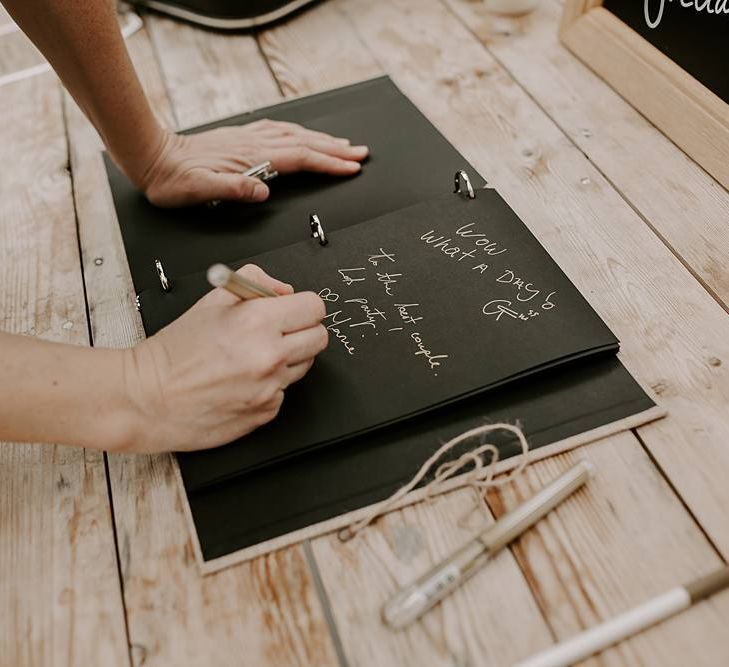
[0,29,44,77]
[144,13,281,128]
[0,73,129,665]
[488,438,729,664]
[449,0,729,311]
[313,487,555,666]
[258,0,729,661]
[65,20,340,667]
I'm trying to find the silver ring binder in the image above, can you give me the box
[155,259,172,292]
[454,170,475,199]
[207,161,279,208]
[310,213,328,246]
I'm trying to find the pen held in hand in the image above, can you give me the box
[207,263,278,300]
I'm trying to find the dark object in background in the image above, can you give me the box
[130,0,321,29]
[603,0,729,105]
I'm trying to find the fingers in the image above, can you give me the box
[282,325,328,365]
[248,119,353,145]
[197,264,293,308]
[244,291,326,333]
[196,171,270,204]
[267,137,369,162]
[236,264,294,296]
[279,358,315,387]
[243,119,369,176]
[268,146,365,176]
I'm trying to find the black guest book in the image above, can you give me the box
[106,77,663,571]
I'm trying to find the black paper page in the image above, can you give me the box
[186,355,654,561]
[155,191,618,491]
[105,76,486,294]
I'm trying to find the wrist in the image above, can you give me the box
[113,341,172,454]
[84,347,147,453]
[108,120,170,192]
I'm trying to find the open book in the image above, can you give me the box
[106,77,663,572]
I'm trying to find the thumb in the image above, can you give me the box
[200,172,270,203]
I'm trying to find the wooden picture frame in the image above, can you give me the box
[560,0,729,191]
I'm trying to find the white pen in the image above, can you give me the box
[382,460,595,630]
[514,566,729,667]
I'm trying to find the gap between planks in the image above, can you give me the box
[59,85,135,667]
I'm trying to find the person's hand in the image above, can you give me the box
[121,264,328,453]
[137,120,369,207]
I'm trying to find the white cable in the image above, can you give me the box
[0,11,143,88]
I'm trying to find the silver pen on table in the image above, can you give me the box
[382,460,595,630]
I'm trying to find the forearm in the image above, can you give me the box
[2,0,165,186]
[0,333,138,451]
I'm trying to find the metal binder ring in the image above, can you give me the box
[454,170,475,199]
[155,259,172,292]
[310,213,328,246]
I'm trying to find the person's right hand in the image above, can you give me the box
[121,264,328,453]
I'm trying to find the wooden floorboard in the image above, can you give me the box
[0,72,130,667]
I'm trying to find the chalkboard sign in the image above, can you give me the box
[561,0,729,191]
[604,0,728,104]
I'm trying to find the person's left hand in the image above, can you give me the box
[137,120,369,207]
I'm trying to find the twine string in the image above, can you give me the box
[338,422,530,542]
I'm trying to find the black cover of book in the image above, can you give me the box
[106,76,657,562]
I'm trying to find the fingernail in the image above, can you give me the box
[252,183,269,202]
[346,161,362,171]
[352,145,369,155]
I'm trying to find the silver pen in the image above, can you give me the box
[382,460,595,630]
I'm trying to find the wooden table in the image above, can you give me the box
[2,1,729,664]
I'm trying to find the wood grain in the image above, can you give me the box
[144,13,282,128]
[487,437,729,665]
[0,74,129,666]
[64,18,340,667]
[0,29,45,78]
